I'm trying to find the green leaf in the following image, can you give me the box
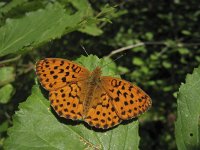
[162,61,172,69]
[178,48,189,55]
[0,0,27,14]
[0,3,91,57]
[70,0,93,13]
[164,39,176,47]
[144,32,154,40]
[140,66,149,74]
[76,55,118,77]
[175,66,200,150]
[181,30,191,36]
[132,46,146,52]
[70,0,103,36]
[0,121,9,133]
[0,2,6,8]
[132,57,144,66]
[0,84,15,104]
[117,66,129,74]
[79,23,103,36]
[4,55,140,150]
[0,66,15,86]
[98,4,116,18]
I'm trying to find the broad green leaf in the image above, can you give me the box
[0,3,91,57]
[4,55,140,150]
[0,0,27,14]
[0,84,15,104]
[0,66,15,86]
[175,66,200,150]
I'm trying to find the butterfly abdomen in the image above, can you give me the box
[82,84,96,116]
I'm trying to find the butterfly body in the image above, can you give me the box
[36,58,151,129]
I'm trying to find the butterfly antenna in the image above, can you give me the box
[81,44,89,56]
[102,53,125,68]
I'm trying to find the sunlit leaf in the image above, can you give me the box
[0,67,15,86]
[0,3,93,57]
[175,66,200,150]
[0,84,14,104]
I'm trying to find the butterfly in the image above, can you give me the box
[35,57,152,129]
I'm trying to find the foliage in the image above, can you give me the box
[175,66,200,150]
[0,0,200,150]
[0,84,15,104]
[0,1,104,57]
[0,66,15,86]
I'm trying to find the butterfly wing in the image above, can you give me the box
[101,76,152,120]
[36,58,90,91]
[84,86,122,129]
[49,80,89,120]
[36,58,151,129]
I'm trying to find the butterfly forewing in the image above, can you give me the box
[101,76,152,120]
[36,58,90,90]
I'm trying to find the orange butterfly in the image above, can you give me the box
[36,58,151,129]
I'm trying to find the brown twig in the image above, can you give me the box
[106,41,200,58]
[0,55,21,66]
[17,62,35,75]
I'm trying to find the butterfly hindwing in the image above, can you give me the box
[84,85,122,129]
[49,81,88,120]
